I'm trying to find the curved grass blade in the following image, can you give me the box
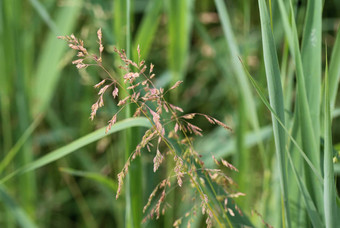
[59,167,117,192]
[0,117,151,184]
[0,185,38,228]
[257,0,291,226]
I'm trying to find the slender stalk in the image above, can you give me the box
[258,1,291,226]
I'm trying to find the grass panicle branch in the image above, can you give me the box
[59,29,244,227]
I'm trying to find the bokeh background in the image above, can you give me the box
[0,0,339,227]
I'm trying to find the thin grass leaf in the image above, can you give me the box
[214,0,267,169]
[59,167,117,192]
[167,0,193,84]
[0,117,151,184]
[28,0,59,34]
[32,2,83,115]
[329,26,340,110]
[132,0,163,61]
[323,50,338,228]
[0,114,43,173]
[114,0,144,227]
[286,152,324,228]
[241,59,323,183]
[257,0,291,226]
[300,0,322,145]
[277,0,324,214]
[0,185,38,228]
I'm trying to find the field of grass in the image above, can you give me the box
[0,0,340,227]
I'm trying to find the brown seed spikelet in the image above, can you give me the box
[153,149,164,172]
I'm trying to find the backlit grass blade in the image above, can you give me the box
[32,2,83,115]
[323,52,338,228]
[0,117,151,184]
[59,167,117,192]
[0,185,38,228]
[132,0,163,61]
[329,26,340,110]
[257,0,291,226]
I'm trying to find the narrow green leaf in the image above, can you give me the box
[0,114,43,174]
[28,0,59,34]
[241,59,323,183]
[0,117,151,184]
[0,185,38,228]
[214,0,267,170]
[32,2,83,115]
[59,167,117,192]
[300,0,322,146]
[323,50,337,228]
[329,26,340,110]
[257,0,291,226]
[132,0,163,61]
[286,153,324,228]
[277,0,324,214]
[167,0,193,83]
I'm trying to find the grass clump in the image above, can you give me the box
[58,29,249,227]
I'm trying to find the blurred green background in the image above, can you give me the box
[0,0,339,227]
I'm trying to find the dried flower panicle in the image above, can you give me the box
[60,29,244,226]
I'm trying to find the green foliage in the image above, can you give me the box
[0,0,339,227]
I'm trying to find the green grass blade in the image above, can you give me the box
[242,59,322,181]
[32,2,82,115]
[278,0,324,214]
[132,0,163,61]
[257,0,291,226]
[329,26,340,110]
[323,51,338,228]
[0,114,43,174]
[0,117,151,184]
[0,185,38,228]
[59,167,117,192]
[286,152,324,228]
[114,0,144,227]
[28,0,59,34]
[300,0,322,146]
[243,57,327,226]
[214,0,267,167]
[167,0,193,84]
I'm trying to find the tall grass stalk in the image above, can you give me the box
[258,0,291,226]
[114,0,143,227]
[323,53,337,228]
